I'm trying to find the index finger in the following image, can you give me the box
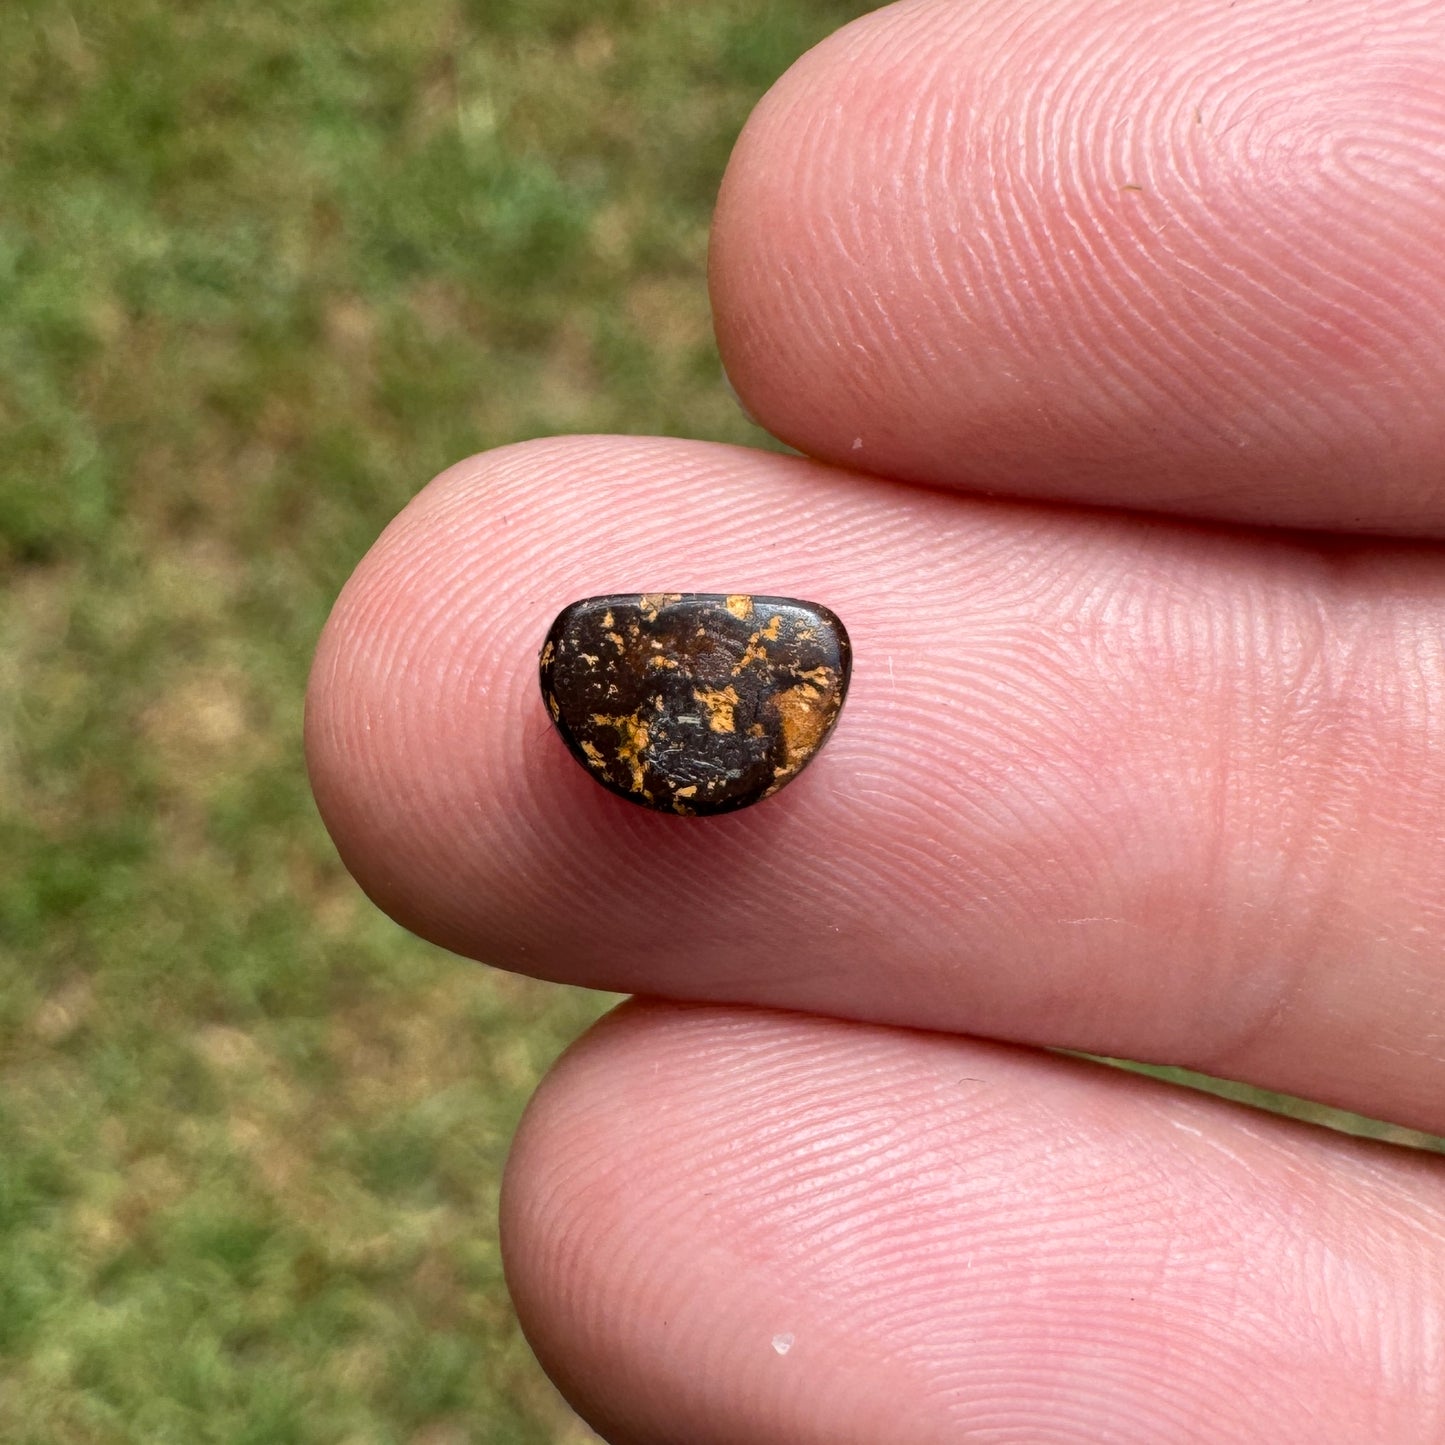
[710,0,1445,533]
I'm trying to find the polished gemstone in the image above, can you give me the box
[539,593,851,816]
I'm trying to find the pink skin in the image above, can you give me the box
[306,436,1445,1131]
[712,0,1445,532]
[503,1002,1445,1445]
[305,0,1445,1438]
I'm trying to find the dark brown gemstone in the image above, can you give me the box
[539,593,851,816]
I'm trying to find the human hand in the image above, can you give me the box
[306,1,1445,1439]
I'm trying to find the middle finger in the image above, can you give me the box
[306,434,1445,1131]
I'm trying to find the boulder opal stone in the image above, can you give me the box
[539,593,851,816]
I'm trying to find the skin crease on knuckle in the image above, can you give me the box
[305,437,1445,1135]
[710,0,1445,531]
[500,1003,1445,1444]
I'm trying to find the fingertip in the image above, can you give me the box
[500,1002,915,1444]
[711,0,1445,531]
[501,1004,1445,1443]
[302,435,910,976]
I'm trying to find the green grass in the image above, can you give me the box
[0,2,872,1439]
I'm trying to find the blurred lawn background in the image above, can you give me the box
[0,1,873,1440]
[6,1,1443,1441]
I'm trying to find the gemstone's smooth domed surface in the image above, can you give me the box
[539,593,851,816]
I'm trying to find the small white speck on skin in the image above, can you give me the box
[851,437,863,450]
[771,1333,795,1356]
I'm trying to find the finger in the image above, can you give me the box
[502,1001,1445,1445]
[304,436,1445,1131]
[710,0,1445,534]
